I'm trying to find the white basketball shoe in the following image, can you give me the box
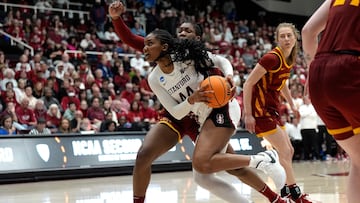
[250,149,286,189]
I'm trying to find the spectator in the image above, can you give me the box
[127,100,144,129]
[79,118,96,134]
[102,120,117,132]
[97,54,113,80]
[32,81,45,99]
[41,87,62,112]
[80,33,96,51]
[130,51,145,76]
[15,54,31,72]
[34,0,52,17]
[0,51,8,77]
[0,115,16,135]
[60,53,75,72]
[55,61,67,79]
[87,97,105,129]
[13,78,27,104]
[131,21,146,37]
[104,26,120,42]
[105,82,116,100]
[99,111,116,132]
[117,114,134,131]
[90,0,107,33]
[299,96,320,160]
[120,82,135,103]
[103,99,118,124]
[141,99,157,129]
[46,104,62,133]
[14,98,37,132]
[0,102,18,123]
[113,63,130,92]
[63,99,76,119]
[61,88,81,110]
[34,100,47,121]
[160,9,177,36]
[71,110,84,133]
[57,118,72,133]
[29,117,52,135]
[1,88,18,109]
[46,68,63,99]
[24,85,38,110]
[1,69,17,91]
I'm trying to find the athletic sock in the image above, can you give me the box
[280,184,290,197]
[134,196,145,203]
[289,184,301,199]
[259,185,278,202]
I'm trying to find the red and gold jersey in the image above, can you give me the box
[317,0,360,54]
[253,47,292,118]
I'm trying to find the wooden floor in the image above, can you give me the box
[0,160,350,203]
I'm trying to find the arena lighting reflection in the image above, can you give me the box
[65,182,255,203]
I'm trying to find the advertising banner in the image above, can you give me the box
[0,131,264,174]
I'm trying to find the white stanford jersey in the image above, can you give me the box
[148,53,240,128]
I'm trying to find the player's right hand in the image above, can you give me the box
[108,1,126,19]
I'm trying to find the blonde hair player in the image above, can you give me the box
[243,22,314,203]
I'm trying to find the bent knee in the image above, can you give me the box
[135,145,157,166]
[193,158,214,174]
[277,144,294,159]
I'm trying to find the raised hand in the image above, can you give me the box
[108,1,126,19]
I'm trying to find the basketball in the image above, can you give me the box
[200,75,232,108]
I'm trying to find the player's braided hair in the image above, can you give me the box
[151,29,214,75]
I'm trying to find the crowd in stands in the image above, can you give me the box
[0,0,346,161]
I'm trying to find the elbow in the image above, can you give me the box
[301,25,316,41]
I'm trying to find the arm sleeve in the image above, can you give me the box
[209,53,234,76]
[111,17,145,52]
[148,74,193,120]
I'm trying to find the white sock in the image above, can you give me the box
[193,169,251,203]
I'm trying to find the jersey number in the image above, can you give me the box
[333,0,359,6]
[179,86,194,102]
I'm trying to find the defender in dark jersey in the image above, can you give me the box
[243,23,314,203]
[302,0,360,202]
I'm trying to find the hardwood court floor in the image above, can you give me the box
[0,160,350,203]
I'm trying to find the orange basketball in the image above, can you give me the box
[200,75,232,108]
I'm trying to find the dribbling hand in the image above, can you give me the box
[188,84,214,105]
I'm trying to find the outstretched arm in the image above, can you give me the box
[301,0,331,66]
[109,1,145,52]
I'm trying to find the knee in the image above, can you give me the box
[192,157,213,174]
[134,145,153,167]
[277,144,294,162]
